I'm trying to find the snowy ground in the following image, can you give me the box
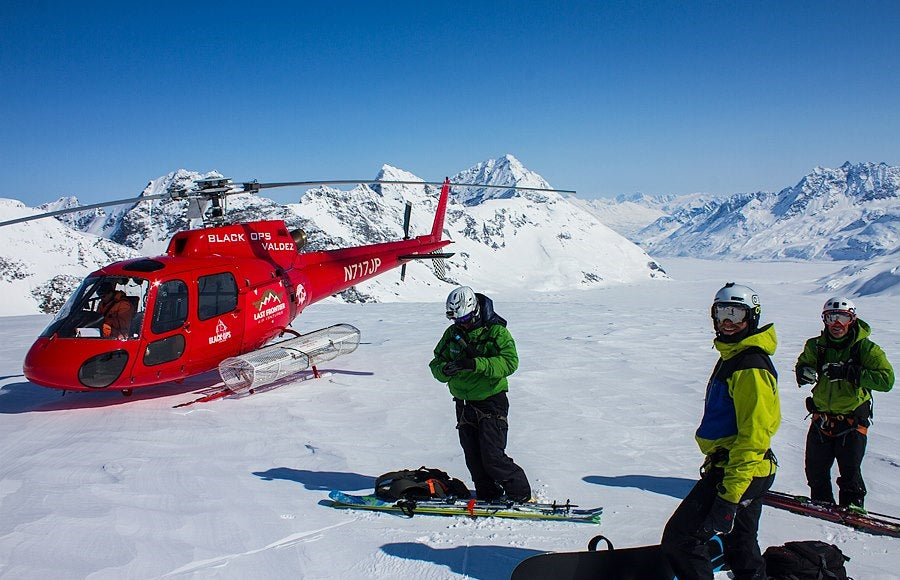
[1,258,897,579]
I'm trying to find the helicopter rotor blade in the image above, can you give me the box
[0,192,171,228]
[244,179,575,195]
[1,176,575,229]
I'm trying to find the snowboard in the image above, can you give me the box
[763,490,900,538]
[510,535,725,580]
[326,490,602,524]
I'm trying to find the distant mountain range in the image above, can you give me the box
[1,158,897,316]
[588,161,899,262]
[585,161,900,298]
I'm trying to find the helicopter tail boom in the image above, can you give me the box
[290,181,453,305]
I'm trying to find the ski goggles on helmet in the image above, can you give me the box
[712,303,749,325]
[448,311,478,325]
[823,310,854,325]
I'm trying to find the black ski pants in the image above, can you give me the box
[455,392,531,502]
[805,421,867,507]
[661,467,775,580]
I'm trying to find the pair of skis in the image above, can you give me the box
[326,490,603,524]
[762,490,900,538]
[326,489,899,536]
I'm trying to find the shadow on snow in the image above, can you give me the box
[380,541,543,580]
[252,467,374,492]
[0,377,208,413]
[584,474,695,500]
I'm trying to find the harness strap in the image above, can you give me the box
[812,412,868,437]
[701,448,777,478]
[456,400,508,429]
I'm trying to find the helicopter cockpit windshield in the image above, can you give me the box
[40,276,149,340]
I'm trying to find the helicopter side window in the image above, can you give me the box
[198,273,238,321]
[143,335,186,367]
[151,279,189,335]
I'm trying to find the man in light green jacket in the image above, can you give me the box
[662,283,780,580]
[795,296,894,508]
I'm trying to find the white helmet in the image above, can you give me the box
[446,286,478,320]
[822,296,856,315]
[712,282,761,329]
[822,296,857,326]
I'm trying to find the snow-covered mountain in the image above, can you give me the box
[446,154,555,205]
[815,248,900,298]
[39,169,226,256]
[599,162,899,262]
[281,160,667,300]
[574,192,718,242]
[587,162,900,297]
[0,199,141,315]
[0,156,665,316]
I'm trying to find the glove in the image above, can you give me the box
[795,366,817,386]
[701,496,738,536]
[443,358,475,376]
[823,362,861,385]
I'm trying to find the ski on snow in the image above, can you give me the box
[510,535,726,580]
[326,490,602,524]
[763,490,900,538]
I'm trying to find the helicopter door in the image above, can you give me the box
[186,272,243,374]
[136,279,190,382]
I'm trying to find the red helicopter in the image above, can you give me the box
[5,175,570,396]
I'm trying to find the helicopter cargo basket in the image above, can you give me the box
[218,324,360,392]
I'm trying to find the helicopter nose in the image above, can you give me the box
[24,337,131,390]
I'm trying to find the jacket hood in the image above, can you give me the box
[715,323,777,360]
[475,293,507,327]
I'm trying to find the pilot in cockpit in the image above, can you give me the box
[96,281,134,339]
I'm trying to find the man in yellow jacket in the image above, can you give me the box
[662,283,780,580]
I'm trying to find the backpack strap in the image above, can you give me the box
[375,470,421,500]
[816,335,862,369]
[716,345,777,383]
[783,541,849,579]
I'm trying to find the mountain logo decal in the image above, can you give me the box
[252,289,287,322]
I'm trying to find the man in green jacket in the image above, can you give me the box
[662,283,780,580]
[429,286,531,503]
[795,296,894,509]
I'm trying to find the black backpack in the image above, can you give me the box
[763,540,851,580]
[374,467,470,501]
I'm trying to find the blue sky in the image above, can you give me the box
[2,1,898,206]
